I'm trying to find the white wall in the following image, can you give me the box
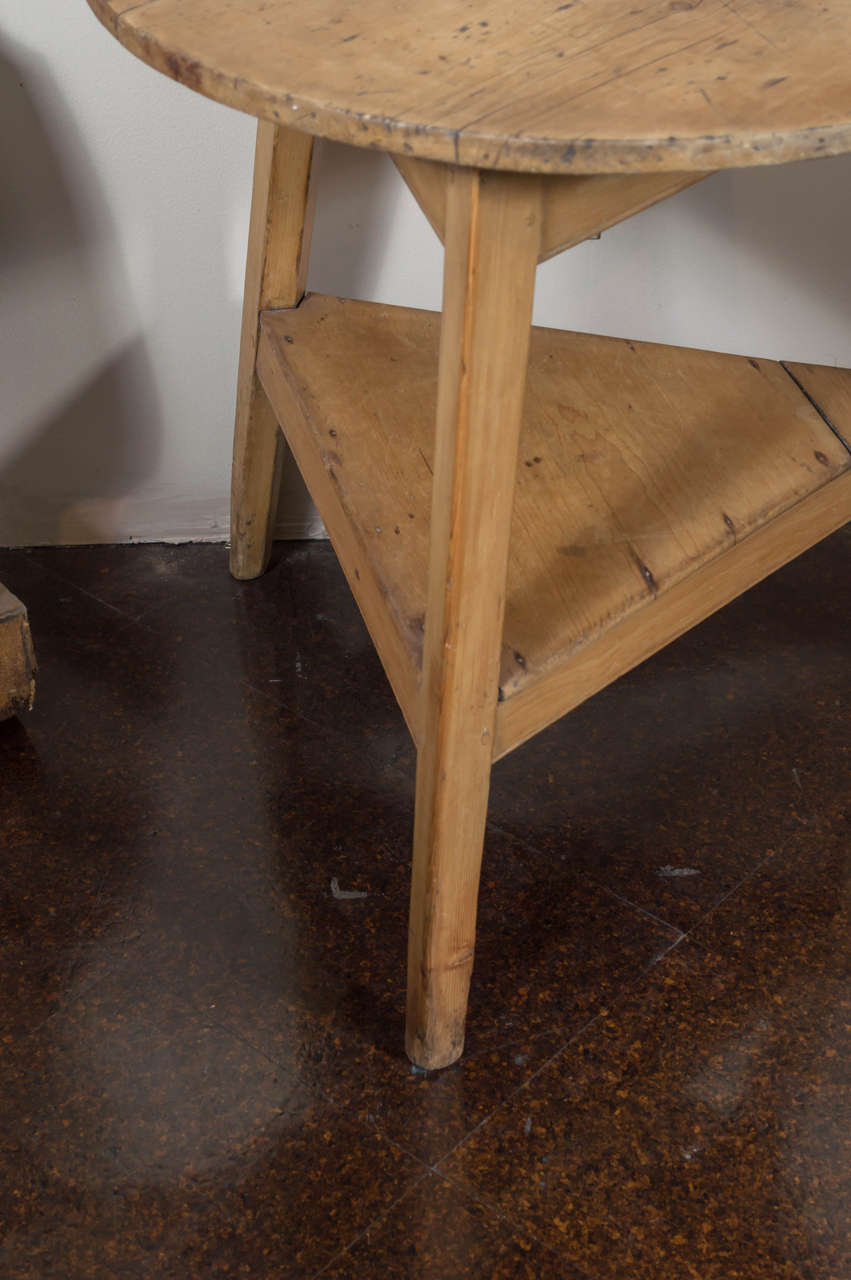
[2,0,850,547]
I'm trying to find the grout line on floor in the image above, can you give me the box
[7,554,155,627]
[592,881,686,939]
[485,818,688,936]
[309,1169,432,1277]
[433,1165,596,1275]
[677,810,824,948]
[430,1007,608,1172]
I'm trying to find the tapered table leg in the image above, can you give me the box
[406,167,542,1069]
[230,122,315,579]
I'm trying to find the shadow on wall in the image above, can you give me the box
[0,36,162,548]
[1,342,161,546]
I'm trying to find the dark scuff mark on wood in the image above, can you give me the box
[635,556,658,596]
[722,511,737,540]
[117,0,154,19]
[164,51,203,90]
[418,448,433,476]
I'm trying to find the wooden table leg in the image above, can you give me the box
[230,122,315,579]
[405,167,542,1069]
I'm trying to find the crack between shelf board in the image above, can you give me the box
[781,362,851,455]
[116,0,154,18]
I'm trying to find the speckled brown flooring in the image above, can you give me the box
[0,533,848,1279]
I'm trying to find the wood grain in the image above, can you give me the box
[391,156,447,244]
[0,586,36,721]
[394,159,709,263]
[259,296,850,747]
[87,0,851,174]
[406,169,541,1069]
[784,362,851,452]
[539,170,708,262]
[230,122,315,580]
[256,310,422,740]
[495,467,851,757]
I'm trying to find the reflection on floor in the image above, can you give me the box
[0,534,847,1279]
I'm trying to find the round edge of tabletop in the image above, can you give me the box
[86,0,851,176]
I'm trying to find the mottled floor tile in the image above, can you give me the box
[20,543,229,623]
[1,535,847,1279]
[361,852,677,1165]
[593,1097,851,1280]
[487,528,851,932]
[0,547,140,661]
[0,578,676,1167]
[0,979,421,1279]
[95,698,675,1163]
[13,541,414,762]
[441,940,850,1276]
[321,1172,581,1278]
[692,529,850,831]
[691,815,850,990]
[0,575,301,1037]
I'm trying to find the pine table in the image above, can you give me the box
[88,0,851,1067]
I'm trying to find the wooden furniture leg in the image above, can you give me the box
[230,122,315,579]
[406,168,542,1069]
[0,585,36,720]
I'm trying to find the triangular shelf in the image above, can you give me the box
[258,294,851,757]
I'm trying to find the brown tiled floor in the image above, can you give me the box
[0,533,848,1278]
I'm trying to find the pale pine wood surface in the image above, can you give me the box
[785,362,851,452]
[406,169,541,1068]
[495,468,851,756]
[229,123,315,579]
[259,295,850,742]
[392,158,709,263]
[88,0,851,173]
[256,313,422,742]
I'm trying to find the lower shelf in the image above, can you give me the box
[258,294,851,758]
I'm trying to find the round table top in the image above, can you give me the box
[88,0,851,174]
